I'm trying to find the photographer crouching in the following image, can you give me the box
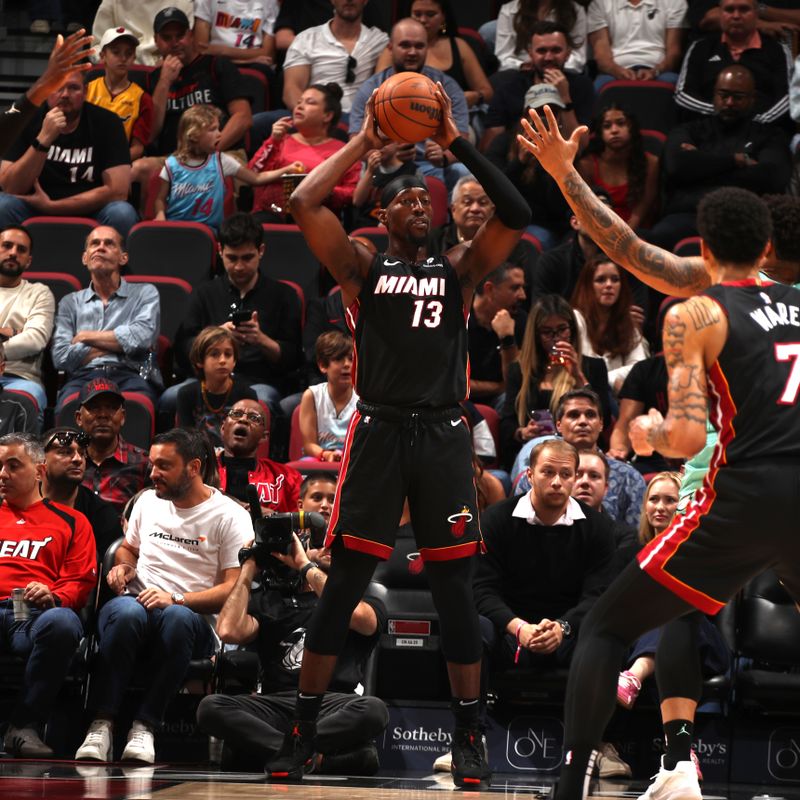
[197,473,388,774]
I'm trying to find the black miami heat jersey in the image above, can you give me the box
[704,280,800,464]
[347,253,469,407]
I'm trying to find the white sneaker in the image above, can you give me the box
[75,719,113,761]
[121,722,155,764]
[597,741,632,778]
[638,756,702,800]
[433,750,452,772]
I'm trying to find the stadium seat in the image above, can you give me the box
[732,570,800,715]
[86,64,153,91]
[350,226,388,253]
[674,236,702,258]
[521,231,543,254]
[279,279,306,326]
[124,275,192,343]
[126,221,217,287]
[370,527,450,701]
[23,217,96,286]
[641,128,667,157]
[596,80,677,135]
[26,271,82,306]
[56,391,155,451]
[261,223,322,300]
[423,175,449,228]
[288,404,303,461]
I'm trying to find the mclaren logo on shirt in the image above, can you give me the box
[148,532,207,546]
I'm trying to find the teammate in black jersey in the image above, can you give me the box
[263,86,530,786]
[518,106,800,800]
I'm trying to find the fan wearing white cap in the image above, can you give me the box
[86,28,154,161]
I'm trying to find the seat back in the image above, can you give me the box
[473,403,500,467]
[26,271,83,306]
[596,80,677,134]
[641,128,667,157]
[126,221,217,287]
[278,279,306,326]
[738,571,800,665]
[57,391,155,450]
[124,274,193,343]
[673,236,702,258]
[288,404,304,461]
[23,216,96,285]
[350,226,388,253]
[261,223,321,300]
[423,175,449,228]
[237,66,269,114]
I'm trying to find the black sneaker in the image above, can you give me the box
[313,742,380,775]
[451,726,491,788]
[264,720,316,781]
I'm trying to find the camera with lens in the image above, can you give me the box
[239,510,327,568]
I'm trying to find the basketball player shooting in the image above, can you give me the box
[517,105,800,800]
[263,84,530,786]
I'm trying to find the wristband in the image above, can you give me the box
[514,620,527,664]
[299,561,320,583]
[33,138,49,153]
[499,334,516,350]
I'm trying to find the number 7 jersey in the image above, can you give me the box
[704,280,800,464]
[347,253,470,408]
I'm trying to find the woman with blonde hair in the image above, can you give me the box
[499,294,609,468]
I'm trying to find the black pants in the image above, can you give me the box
[197,689,388,766]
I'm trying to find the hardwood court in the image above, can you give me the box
[0,761,795,800]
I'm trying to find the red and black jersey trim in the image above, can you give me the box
[637,360,738,615]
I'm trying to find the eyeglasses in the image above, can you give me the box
[227,408,265,425]
[538,323,571,339]
[715,90,752,101]
[345,55,358,84]
[45,430,91,451]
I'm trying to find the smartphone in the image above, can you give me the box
[231,309,252,326]
[530,409,556,436]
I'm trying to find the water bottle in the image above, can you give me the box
[139,351,155,381]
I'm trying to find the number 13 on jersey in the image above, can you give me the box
[411,300,443,328]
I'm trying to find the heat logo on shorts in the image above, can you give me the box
[406,552,424,575]
[447,507,473,538]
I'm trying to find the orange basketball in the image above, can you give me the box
[374,71,442,143]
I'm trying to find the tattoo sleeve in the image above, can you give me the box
[561,169,711,297]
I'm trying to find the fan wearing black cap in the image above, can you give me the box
[263,84,530,787]
[74,377,150,515]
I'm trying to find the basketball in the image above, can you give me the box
[374,71,443,143]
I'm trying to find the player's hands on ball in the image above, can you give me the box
[629,408,664,457]
[430,82,460,150]
[362,89,389,150]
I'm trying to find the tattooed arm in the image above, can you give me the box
[629,298,727,458]
[517,106,711,298]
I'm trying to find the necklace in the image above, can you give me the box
[201,379,233,413]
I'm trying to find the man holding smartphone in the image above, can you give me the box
[171,213,303,450]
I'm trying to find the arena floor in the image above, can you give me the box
[0,761,798,800]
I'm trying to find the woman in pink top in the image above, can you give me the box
[249,82,359,222]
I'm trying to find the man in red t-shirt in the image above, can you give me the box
[216,398,302,514]
[0,432,97,757]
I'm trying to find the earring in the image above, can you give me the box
[440,23,447,34]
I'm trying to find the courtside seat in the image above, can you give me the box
[126,221,217,287]
[56,391,155,451]
[350,226,388,253]
[732,571,800,715]
[26,271,83,306]
[674,236,702,258]
[370,527,450,702]
[595,80,677,135]
[23,217,96,285]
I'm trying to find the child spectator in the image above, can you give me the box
[154,104,301,231]
[85,28,154,162]
[298,331,358,461]
[176,325,257,445]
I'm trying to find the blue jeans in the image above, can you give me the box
[0,605,83,726]
[91,595,215,728]
[0,195,138,241]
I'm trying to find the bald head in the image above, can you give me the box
[713,65,755,121]
[390,17,428,72]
